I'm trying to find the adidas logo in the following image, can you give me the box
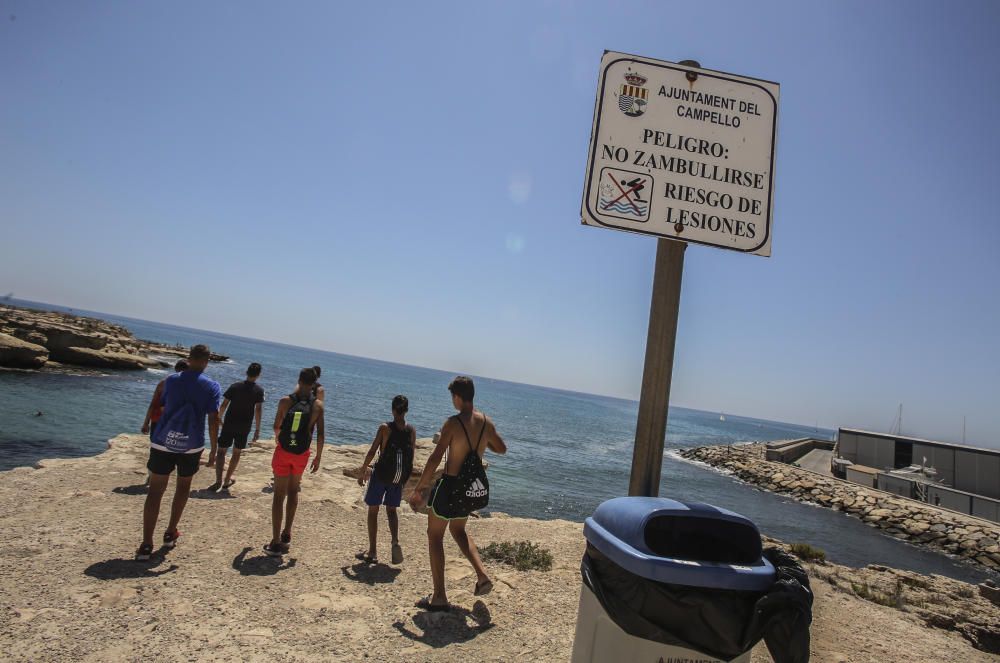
[466,478,488,498]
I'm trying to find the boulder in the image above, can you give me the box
[41,328,109,352]
[975,555,998,569]
[9,328,49,346]
[49,346,158,370]
[0,332,49,369]
[977,537,999,550]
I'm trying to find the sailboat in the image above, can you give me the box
[719,412,726,422]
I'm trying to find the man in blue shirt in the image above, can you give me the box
[136,344,222,561]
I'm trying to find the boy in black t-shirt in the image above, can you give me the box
[209,362,265,492]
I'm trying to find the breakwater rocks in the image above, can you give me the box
[0,304,227,371]
[679,444,1000,574]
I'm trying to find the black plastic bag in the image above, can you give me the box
[581,544,812,662]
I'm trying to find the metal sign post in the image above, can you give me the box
[581,52,779,496]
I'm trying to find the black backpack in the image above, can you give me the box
[448,415,490,512]
[373,421,414,486]
[278,392,315,454]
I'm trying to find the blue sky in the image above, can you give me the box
[2,1,998,445]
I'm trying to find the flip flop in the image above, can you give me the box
[223,479,236,490]
[391,543,404,565]
[416,596,450,612]
[206,482,221,493]
[474,579,493,596]
[355,552,377,564]
[263,543,284,557]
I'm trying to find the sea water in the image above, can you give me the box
[0,299,993,583]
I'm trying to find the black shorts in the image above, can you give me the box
[429,476,471,521]
[147,448,202,478]
[218,428,250,450]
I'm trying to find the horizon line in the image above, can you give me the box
[6,295,837,434]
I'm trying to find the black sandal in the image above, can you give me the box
[355,552,377,564]
[416,596,450,612]
[474,579,493,596]
[135,543,154,561]
[263,543,284,557]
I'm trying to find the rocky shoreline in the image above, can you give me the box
[0,304,227,371]
[1,434,999,661]
[679,443,1000,575]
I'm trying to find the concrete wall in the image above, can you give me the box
[924,484,1000,524]
[765,438,835,464]
[878,474,915,499]
[838,431,858,462]
[853,434,894,470]
[954,450,1000,499]
[847,467,878,488]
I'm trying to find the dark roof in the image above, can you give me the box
[839,428,1000,458]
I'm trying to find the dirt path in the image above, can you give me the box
[0,435,994,661]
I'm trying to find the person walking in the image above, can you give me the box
[136,345,221,561]
[408,376,506,611]
[208,362,264,492]
[357,395,415,565]
[264,368,325,557]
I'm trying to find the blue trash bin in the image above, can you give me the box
[571,497,778,663]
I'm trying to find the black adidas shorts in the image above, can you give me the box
[147,448,202,478]
[218,428,250,450]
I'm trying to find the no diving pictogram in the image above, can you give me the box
[598,167,652,223]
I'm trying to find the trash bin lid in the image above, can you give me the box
[584,497,775,592]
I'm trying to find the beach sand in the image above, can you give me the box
[0,434,995,662]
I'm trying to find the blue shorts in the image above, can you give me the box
[364,473,402,508]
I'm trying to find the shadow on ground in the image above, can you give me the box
[85,557,178,580]
[111,484,148,495]
[341,562,402,585]
[232,546,297,576]
[392,601,494,648]
[190,488,237,500]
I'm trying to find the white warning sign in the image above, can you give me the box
[582,52,780,257]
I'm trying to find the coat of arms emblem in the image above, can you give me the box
[616,71,648,117]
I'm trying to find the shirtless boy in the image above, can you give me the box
[408,376,507,611]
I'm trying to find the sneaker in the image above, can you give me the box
[263,542,284,557]
[135,543,154,561]
[391,543,404,565]
[163,529,181,549]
